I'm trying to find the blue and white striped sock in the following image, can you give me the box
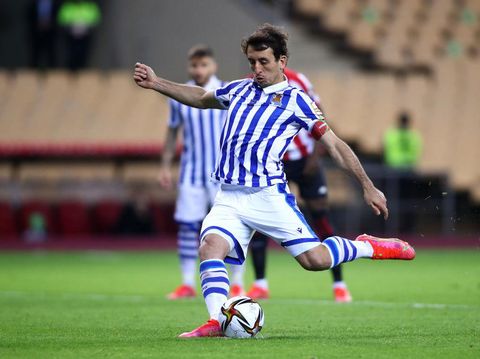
[200,259,230,320]
[323,236,373,268]
[177,222,201,286]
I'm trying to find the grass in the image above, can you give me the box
[0,249,479,358]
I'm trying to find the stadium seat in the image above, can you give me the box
[472,181,480,203]
[151,202,177,235]
[323,0,358,33]
[360,75,397,153]
[347,0,389,51]
[92,200,123,234]
[329,73,370,141]
[293,0,330,19]
[19,163,115,183]
[57,200,91,236]
[0,164,12,182]
[0,71,11,107]
[0,202,18,238]
[324,169,357,205]
[0,71,40,143]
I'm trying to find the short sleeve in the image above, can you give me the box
[214,79,248,109]
[293,90,328,132]
[168,99,182,128]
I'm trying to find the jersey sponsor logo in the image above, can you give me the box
[297,227,303,233]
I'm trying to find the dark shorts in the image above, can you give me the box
[283,157,328,199]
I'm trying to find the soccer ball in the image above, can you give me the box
[218,296,264,338]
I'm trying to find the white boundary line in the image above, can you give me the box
[0,290,477,311]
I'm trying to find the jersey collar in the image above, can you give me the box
[261,75,289,95]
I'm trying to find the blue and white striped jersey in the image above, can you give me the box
[168,76,226,187]
[213,77,325,187]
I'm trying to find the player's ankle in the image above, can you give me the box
[333,281,347,289]
[254,278,268,289]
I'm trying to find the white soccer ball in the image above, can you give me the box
[218,296,264,338]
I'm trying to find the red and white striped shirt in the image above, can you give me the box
[283,68,321,161]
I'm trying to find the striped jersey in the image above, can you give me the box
[283,68,321,161]
[213,77,326,187]
[168,76,226,186]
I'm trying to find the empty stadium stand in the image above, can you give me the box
[292,0,480,70]
[0,65,478,205]
[0,0,479,237]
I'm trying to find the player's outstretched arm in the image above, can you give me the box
[319,130,389,219]
[158,127,178,190]
[133,62,223,109]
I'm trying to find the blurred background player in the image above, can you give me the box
[384,112,422,171]
[159,45,245,300]
[57,0,101,71]
[383,112,423,234]
[27,0,60,70]
[246,67,352,303]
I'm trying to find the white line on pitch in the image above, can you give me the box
[0,290,477,310]
[267,298,476,310]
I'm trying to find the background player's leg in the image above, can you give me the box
[178,221,201,285]
[246,233,270,299]
[168,221,201,299]
[251,233,268,282]
[307,205,351,302]
[229,263,246,296]
[169,185,210,299]
[294,160,352,301]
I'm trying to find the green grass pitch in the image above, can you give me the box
[0,249,479,358]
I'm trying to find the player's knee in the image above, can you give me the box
[198,237,214,260]
[296,246,332,271]
[199,234,230,261]
[301,257,330,271]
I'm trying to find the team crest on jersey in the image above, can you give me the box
[272,94,283,106]
[311,101,324,119]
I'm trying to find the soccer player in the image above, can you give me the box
[159,45,245,300]
[246,67,351,302]
[133,24,415,338]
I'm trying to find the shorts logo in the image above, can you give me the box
[272,94,283,106]
[318,186,327,195]
[297,227,303,233]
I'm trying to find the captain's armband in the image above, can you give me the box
[311,120,330,140]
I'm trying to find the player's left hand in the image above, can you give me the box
[133,62,157,89]
[364,186,388,220]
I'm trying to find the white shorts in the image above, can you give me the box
[200,183,321,264]
[174,183,219,223]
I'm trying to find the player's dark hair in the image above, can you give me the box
[399,111,411,128]
[188,44,214,60]
[241,23,289,60]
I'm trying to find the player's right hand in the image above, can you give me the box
[133,62,156,89]
[364,186,389,220]
[158,166,174,190]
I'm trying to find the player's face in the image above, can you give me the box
[246,47,287,88]
[188,56,217,87]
